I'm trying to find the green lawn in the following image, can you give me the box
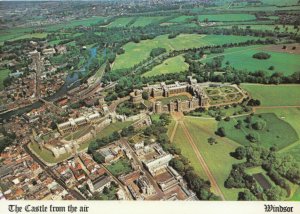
[253,108,300,161]
[204,45,300,75]
[106,158,132,177]
[218,113,299,150]
[157,95,190,105]
[8,33,48,42]
[183,117,244,200]
[113,34,261,70]
[290,187,300,201]
[198,14,256,22]
[96,121,134,139]
[0,69,10,90]
[108,17,134,28]
[171,122,208,180]
[142,55,188,77]
[29,141,71,164]
[218,25,298,33]
[241,84,300,106]
[131,16,167,27]
[168,15,194,23]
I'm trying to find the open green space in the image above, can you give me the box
[113,34,261,70]
[131,16,167,27]
[218,113,299,150]
[183,117,244,200]
[241,84,300,106]
[8,33,48,42]
[171,123,208,180]
[168,15,194,23]
[254,107,300,162]
[0,69,10,90]
[29,141,71,164]
[218,25,298,33]
[157,94,190,105]
[108,17,134,28]
[204,45,300,75]
[198,14,256,22]
[290,187,300,201]
[142,55,188,77]
[106,158,132,177]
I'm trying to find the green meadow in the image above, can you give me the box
[198,13,256,22]
[142,55,188,77]
[205,45,300,75]
[131,16,167,27]
[241,84,300,106]
[113,34,261,70]
[218,113,299,150]
[108,17,134,28]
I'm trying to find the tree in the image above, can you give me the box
[252,121,265,130]
[215,115,222,121]
[216,127,226,137]
[265,186,286,201]
[238,189,257,201]
[234,147,246,160]
[142,91,149,100]
[207,137,217,145]
[224,116,231,122]
[170,158,185,174]
[252,52,271,60]
[268,66,275,70]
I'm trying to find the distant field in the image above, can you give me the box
[8,33,48,42]
[168,15,194,23]
[131,16,166,27]
[183,117,244,200]
[113,34,261,70]
[205,45,300,75]
[108,17,134,28]
[261,0,299,6]
[225,5,300,11]
[142,55,188,77]
[218,25,298,33]
[218,113,299,150]
[198,13,256,22]
[0,69,10,90]
[241,84,300,106]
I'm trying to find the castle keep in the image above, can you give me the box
[141,78,209,114]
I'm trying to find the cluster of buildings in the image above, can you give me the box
[132,77,210,114]
[0,145,74,200]
[0,42,68,113]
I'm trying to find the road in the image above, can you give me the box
[120,138,165,199]
[23,144,85,200]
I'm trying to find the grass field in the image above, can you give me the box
[204,45,300,75]
[218,113,299,150]
[106,158,132,177]
[131,16,166,27]
[168,15,194,23]
[29,141,71,164]
[113,34,261,70]
[241,84,300,106]
[183,117,244,200]
[170,122,208,180]
[142,55,188,77]
[198,14,256,22]
[8,33,48,42]
[108,17,134,28]
[218,25,298,33]
[0,69,10,90]
[253,108,300,161]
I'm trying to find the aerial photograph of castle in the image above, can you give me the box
[0,0,299,209]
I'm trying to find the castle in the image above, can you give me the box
[140,77,209,114]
